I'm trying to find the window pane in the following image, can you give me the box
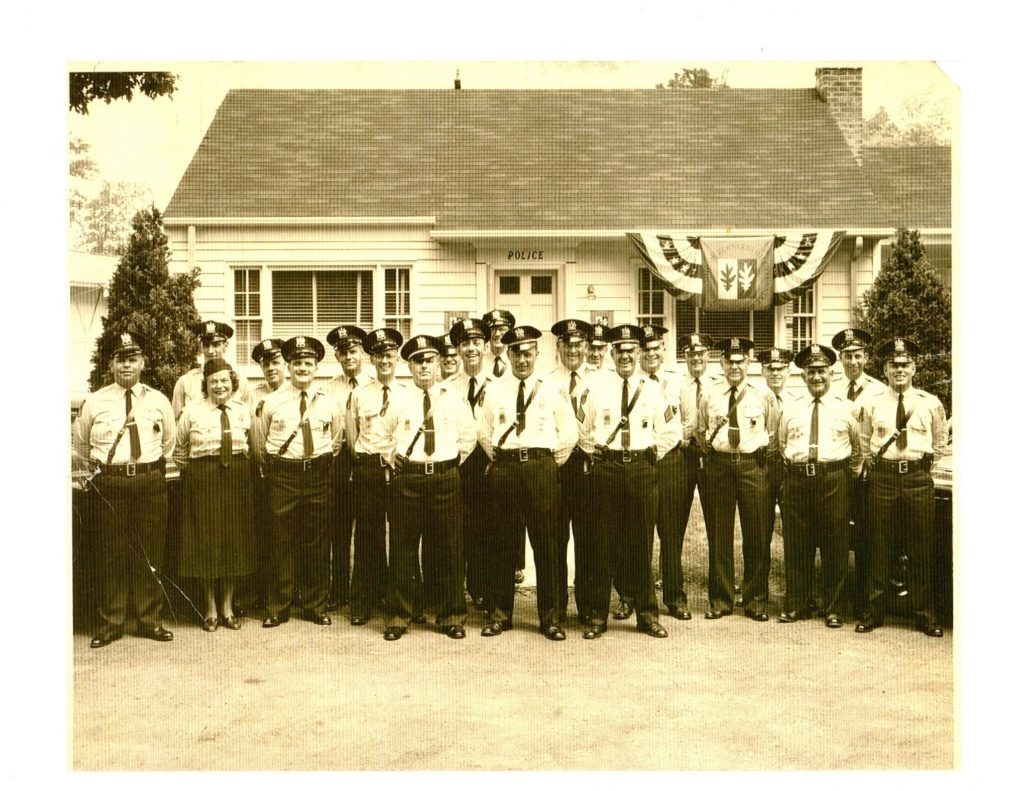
[385,317,412,338]
[318,271,363,326]
[385,268,411,316]
[234,319,262,365]
[531,276,552,295]
[272,271,313,323]
[499,276,520,295]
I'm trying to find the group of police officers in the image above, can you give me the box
[74,310,948,648]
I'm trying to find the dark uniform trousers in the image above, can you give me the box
[90,469,168,631]
[267,455,332,617]
[782,463,850,615]
[386,465,467,628]
[329,451,355,605]
[704,452,772,615]
[486,453,564,627]
[865,466,936,624]
[460,445,490,602]
[767,457,785,546]
[850,479,870,617]
[591,453,659,627]
[557,446,590,621]
[655,443,688,612]
[244,465,273,609]
[350,455,390,619]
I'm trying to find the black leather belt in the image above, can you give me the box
[354,452,389,467]
[874,458,929,475]
[494,447,553,463]
[788,459,848,477]
[192,452,248,462]
[402,457,459,475]
[596,445,654,464]
[710,449,759,461]
[270,454,333,471]
[97,458,165,477]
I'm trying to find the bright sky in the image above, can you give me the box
[67,60,959,209]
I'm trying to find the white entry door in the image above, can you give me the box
[493,271,558,371]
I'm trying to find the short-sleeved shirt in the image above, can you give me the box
[259,383,343,460]
[778,390,863,472]
[476,372,578,465]
[74,382,175,468]
[390,381,477,465]
[698,379,778,454]
[173,396,251,466]
[578,370,676,460]
[347,379,406,458]
[861,386,947,462]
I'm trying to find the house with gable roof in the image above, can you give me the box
[163,67,953,383]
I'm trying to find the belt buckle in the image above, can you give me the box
[805,462,816,477]
[379,455,389,468]
[518,447,529,463]
[125,462,136,477]
[424,460,434,475]
[898,460,908,474]
[622,449,632,463]
[302,458,313,471]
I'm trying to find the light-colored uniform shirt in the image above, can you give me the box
[477,372,578,465]
[578,370,676,460]
[484,351,510,379]
[778,390,863,473]
[642,367,685,450]
[327,370,375,447]
[861,386,947,462]
[698,379,778,455]
[391,381,477,465]
[346,379,406,460]
[547,362,593,425]
[258,382,343,462]
[172,366,249,419]
[833,371,887,418]
[449,368,494,418]
[679,371,722,444]
[173,396,251,466]
[74,382,175,469]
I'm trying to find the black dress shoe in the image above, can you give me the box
[777,610,802,623]
[668,606,692,621]
[543,625,567,641]
[582,622,607,640]
[825,614,843,629]
[306,611,332,626]
[138,625,174,642]
[481,620,511,637]
[263,615,284,628]
[202,616,219,632]
[444,624,466,639]
[89,629,123,649]
[383,626,405,641]
[221,615,242,630]
[638,621,669,638]
[612,601,634,620]
[745,610,769,622]
[855,619,876,633]
[350,615,369,626]
[921,622,944,638]
[704,609,731,620]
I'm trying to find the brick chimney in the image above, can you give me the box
[816,67,863,165]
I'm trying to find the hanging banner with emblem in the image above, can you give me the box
[627,230,845,310]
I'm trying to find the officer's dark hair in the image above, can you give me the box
[200,369,240,397]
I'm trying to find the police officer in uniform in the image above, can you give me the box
[449,318,493,609]
[831,328,888,618]
[439,333,461,381]
[172,320,248,418]
[856,338,947,638]
[585,321,611,373]
[75,331,176,648]
[383,335,477,641]
[757,347,794,547]
[345,327,405,626]
[579,324,675,639]
[477,325,578,640]
[256,335,342,628]
[241,338,286,615]
[548,318,594,628]
[698,337,779,622]
[482,308,515,379]
[777,343,863,627]
[325,325,374,612]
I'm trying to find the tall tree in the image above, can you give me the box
[69,137,97,241]
[656,67,729,89]
[76,180,154,255]
[70,71,178,115]
[89,206,202,396]
[856,228,952,413]
[864,98,952,146]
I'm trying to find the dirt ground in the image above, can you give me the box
[71,510,954,771]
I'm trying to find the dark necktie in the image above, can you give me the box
[468,376,478,415]
[379,384,390,417]
[125,388,141,461]
[569,371,579,416]
[299,390,314,458]
[347,377,357,410]
[218,404,231,466]
[728,386,740,449]
[516,380,526,435]
[694,377,702,407]
[493,357,505,377]
[847,380,857,401]
[621,379,631,449]
[423,390,435,456]
[896,392,907,450]
[809,398,819,463]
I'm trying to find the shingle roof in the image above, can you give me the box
[166,89,889,229]
[861,146,951,228]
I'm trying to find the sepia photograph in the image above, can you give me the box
[64,54,959,773]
